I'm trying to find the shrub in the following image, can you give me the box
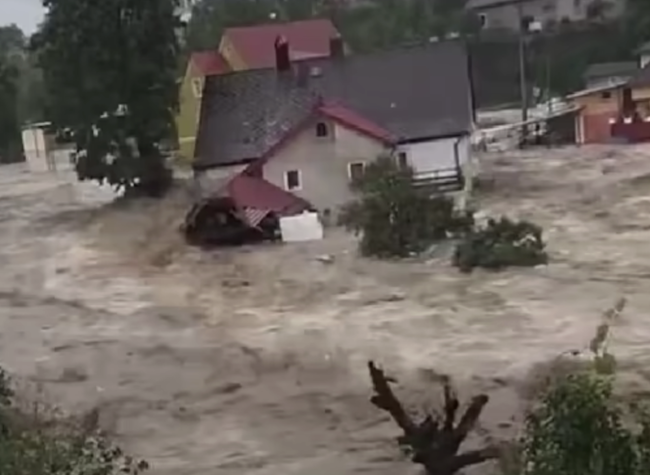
[340,155,473,258]
[453,216,548,272]
[0,368,148,475]
[520,299,650,475]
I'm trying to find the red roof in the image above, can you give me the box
[223,19,339,69]
[190,50,230,76]
[319,101,395,144]
[226,174,310,215]
[246,100,396,175]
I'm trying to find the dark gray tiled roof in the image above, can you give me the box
[194,40,473,169]
[584,62,637,80]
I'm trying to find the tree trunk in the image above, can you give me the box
[367,361,499,475]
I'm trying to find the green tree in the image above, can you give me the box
[32,0,181,196]
[521,300,650,475]
[0,28,22,163]
[340,155,473,258]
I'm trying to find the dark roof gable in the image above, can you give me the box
[194,39,473,169]
[584,62,637,81]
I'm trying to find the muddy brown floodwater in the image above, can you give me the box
[3,146,650,474]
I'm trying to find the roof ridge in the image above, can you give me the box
[224,18,334,32]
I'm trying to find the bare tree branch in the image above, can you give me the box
[368,360,499,475]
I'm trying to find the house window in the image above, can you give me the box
[191,77,203,98]
[315,122,329,137]
[601,90,611,99]
[285,170,301,190]
[348,162,366,182]
[397,151,408,168]
[478,13,488,28]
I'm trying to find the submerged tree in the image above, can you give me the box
[339,155,473,258]
[33,0,181,196]
[367,361,499,475]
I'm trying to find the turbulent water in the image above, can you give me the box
[2,148,650,474]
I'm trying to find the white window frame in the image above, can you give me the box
[191,77,203,98]
[348,161,366,182]
[284,169,302,191]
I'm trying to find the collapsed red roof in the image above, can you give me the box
[227,173,310,223]
[223,18,339,69]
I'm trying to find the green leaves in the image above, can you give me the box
[523,372,637,475]
[339,155,473,259]
[452,217,548,272]
[521,301,650,475]
[0,367,148,475]
[35,0,178,195]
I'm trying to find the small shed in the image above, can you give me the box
[22,122,74,173]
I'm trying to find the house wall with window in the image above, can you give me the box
[261,118,388,215]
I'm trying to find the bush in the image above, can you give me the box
[520,299,650,475]
[0,368,148,475]
[339,155,473,258]
[453,217,548,272]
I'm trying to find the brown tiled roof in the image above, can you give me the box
[223,19,339,69]
[190,50,230,76]
[194,39,474,169]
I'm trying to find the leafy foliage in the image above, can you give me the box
[521,299,650,475]
[0,27,22,163]
[453,217,548,272]
[339,155,473,258]
[0,367,148,475]
[185,0,475,52]
[32,0,180,196]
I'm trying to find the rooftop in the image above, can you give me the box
[194,39,474,169]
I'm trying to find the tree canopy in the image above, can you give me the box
[32,0,181,196]
[0,25,24,163]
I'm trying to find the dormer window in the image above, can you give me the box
[315,122,328,137]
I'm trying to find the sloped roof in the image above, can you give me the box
[190,50,230,76]
[194,39,473,169]
[227,174,310,214]
[223,19,339,69]
[584,61,637,80]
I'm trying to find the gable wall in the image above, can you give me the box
[261,119,387,215]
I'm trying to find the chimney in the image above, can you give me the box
[329,35,344,59]
[274,35,291,72]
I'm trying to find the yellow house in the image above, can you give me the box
[175,18,341,162]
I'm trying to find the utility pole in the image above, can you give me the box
[517,1,528,141]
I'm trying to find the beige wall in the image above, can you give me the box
[570,89,621,115]
[262,119,388,214]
